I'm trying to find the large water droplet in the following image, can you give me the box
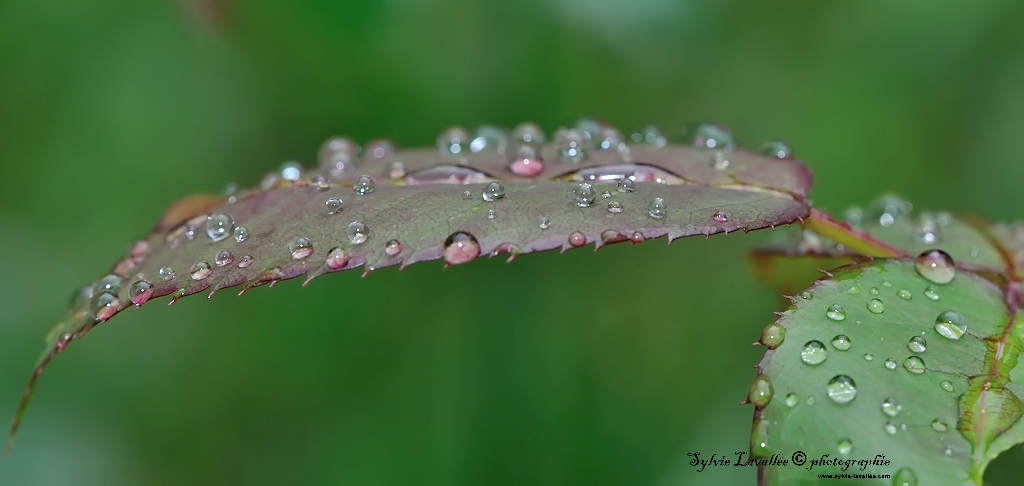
[346,222,369,244]
[214,250,234,267]
[443,232,480,265]
[206,213,234,242]
[903,356,926,374]
[509,144,544,177]
[684,123,735,150]
[325,247,350,269]
[893,467,918,486]
[748,375,774,408]
[867,298,885,314]
[934,310,966,340]
[325,197,344,215]
[128,280,154,307]
[801,340,827,365]
[385,239,402,257]
[826,375,857,404]
[354,175,376,195]
[438,126,471,156]
[647,198,667,219]
[924,286,940,300]
[573,183,597,207]
[631,126,667,147]
[606,201,623,213]
[90,291,120,321]
[93,274,122,294]
[760,323,785,349]
[290,237,313,259]
[785,393,799,407]
[159,267,175,281]
[908,336,927,353]
[826,304,847,321]
[470,125,508,153]
[556,128,588,163]
[882,398,902,417]
[915,250,956,284]
[190,261,212,280]
[931,418,948,432]
[831,334,851,351]
[233,226,249,243]
[482,182,505,202]
[759,140,793,159]
[836,438,852,456]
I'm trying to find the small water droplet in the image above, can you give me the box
[511,122,545,144]
[616,177,636,193]
[882,280,892,288]
[935,310,966,340]
[826,375,857,404]
[831,334,851,351]
[289,237,313,259]
[924,286,940,300]
[807,395,817,406]
[893,467,918,486]
[573,183,597,207]
[190,261,212,280]
[443,232,480,265]
[311,175,330,192]
[836,438,852,455]
[931,418,948,432]
[800,292,812,300]
[438,126,471,156]
[90,291,120,321]
[631,231,644,243]
[631,125,666,147]
[600,190,611,199]
[647,198,667,219]
[325,197,344,215]
[908,336,927,353]
[354,175,376,195]
[509,144,544,177]
[826,304,847,321]
[206,213,234,242]
[383,239,403,257]
[325,247,349,269]
[748,375,774,408]
[214,250,234,267]
[863,353,874,361]
[760,323,786,349]
[387,161,406,179]
[941,381,954,392]
[710,152,730,170]
[884,422,898,435]
[869,287,880,295]
[159,267,175,281]
[346,222,369,244]
[903,356,926,374]
[539,218,551,230]
[482,182,505,202]
[128,280,154,307]
[882,398,902,417]
[606,201,623,213]
[568,231,587,247]
[237,255,254,268]
[364,139,394,159]
[884,358,897,370]
[845,285,861,295]
[896,289,912,300]
[93,274,122,294]
[785,393,799,407]
[684,123,735,150]
[279,161,302,181]
[759,140,793,159]
[915,250,956,284]
[487,209,497,220]
[556,128,587,163]
[462,190,473,200]
[470,125,508,153]
[712,211,728,223]
[801,340,827,365]
[867,298,885,314]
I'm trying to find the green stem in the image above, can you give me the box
[803,209,904,258]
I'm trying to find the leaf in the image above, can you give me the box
[8,122,814,449]
[750,258,1022,485]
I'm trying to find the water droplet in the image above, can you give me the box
[438,126,471,156]
[884,422,898,435]
[556,128,588,163]
[631,125,667,147]
[232,226,250,243]
[923,286,940,300]
[908,336,927,353]
[311,175,330,192]
[482,182,505,202]
[941,381,954,392]
[893,467,917,486]
[346,222,369,244]
[785,393,799,407]
[470,125,508,153]
[931,419,948,432]
[354,175,376,195]
[631,232,644,243]
[90,291,120,321]
[831,334,851,351]
[279,161,302,181]
[710,152,730,170]
[206,213,234,242]
[606,201,623,213]
[573,183,597,207]
[616,177,636,193]
[128,280,154,307]
[93,274,122,294]
[237,255,254,268]
[826,375,857,404]
[511,122,545,144]
[759,140,793,159]
[869,287,880,295]
[595,126,624,151]
[539,218,551,230]
[915,250,955,284]
[364,139,394,159]
[867,299,885,314]
[325,197,344,215]
[382,239,403,257]
[882,398,902,417]
[568,231,587,247]
[760,323,786,349]
[462,190,473,200]
[647,198,667,219]
[806,395,817,406]
[845,286,861,295]
[214,250,234,267]
[159,267,175,281]
[748,375,773,408]
[509,144,544,177]
[325,247,349,269]
[863,353,874,361]
[387,161,406,179]
[885,358,897,370]
[487,209,497,220]
[882,280,892,288]
[289,237,313,259]
[318,136,359,166]
[189,261,212,280]
[800,340,827,365]
[443,232,480,265]
[903,356,926,374]
[600,190,611,199]
[684,123,735,150]
[837,438,852,455]
[944,447,953,456]
[826,304,847,321]
[751,418,770,458]
[800,292,813,300]
[896,289,912,300]
[932,310,967,341]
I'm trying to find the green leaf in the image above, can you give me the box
[751,258,1021,485]
[9,122,814,449]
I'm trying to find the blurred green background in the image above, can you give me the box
[2,1,1024,484]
